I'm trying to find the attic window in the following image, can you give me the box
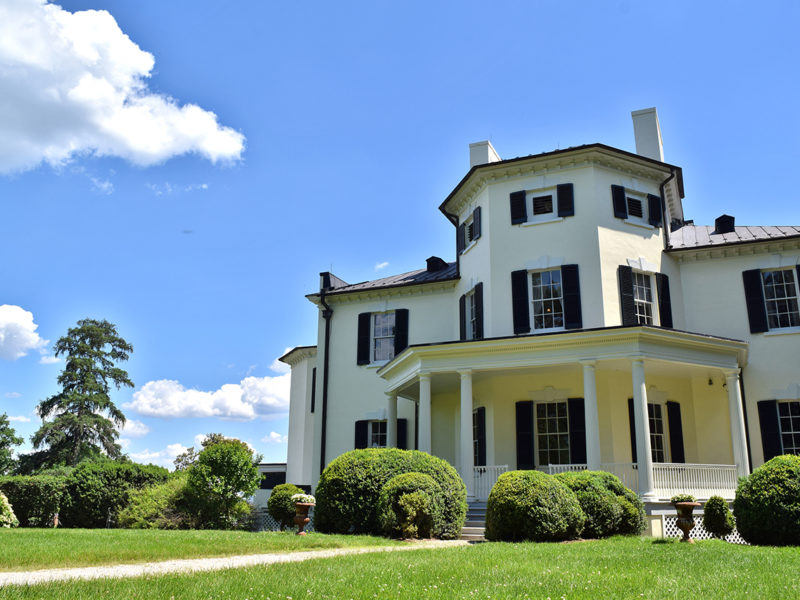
[532,195,554,216]
[627,197,644,218]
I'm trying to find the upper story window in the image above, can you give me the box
[632,271,654,325]
[372,312,395,362]
[531,269,564,331]
[743,267,800,333]
[509,184,574,225]
[618,265,673,328]
[457,207,481,254]
[356,309,409,365]
[459,282,484,341]
[611,185,663,228]
[466,291,479,339]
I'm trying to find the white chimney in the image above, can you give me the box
[469,141,501,168]
[631,107,664,162]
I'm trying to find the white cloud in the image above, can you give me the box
[126,373,290,420]
[121,419,150,437]
[0,0,245,174]
[90,176,113,195]
[0,305,47,360]
[268,347,293,375]
[375,261,389,271]
[262,431,287,444]
[4,392,22,399]
[129,443,187,469]
[118,437,131,449]
[7,415,31,423]
[39,354,60,364]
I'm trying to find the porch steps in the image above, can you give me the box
[461,501,487,541]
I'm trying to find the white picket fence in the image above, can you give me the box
[473,465,508,500]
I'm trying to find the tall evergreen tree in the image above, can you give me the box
[32,319,133,466]
[0,413,23,474]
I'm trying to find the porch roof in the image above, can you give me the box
[377,325,748,395]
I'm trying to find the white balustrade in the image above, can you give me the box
[540,464,588,475]
[652,463,738,499]
[473,465,508,501]
[601,463,640,494]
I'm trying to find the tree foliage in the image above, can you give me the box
[32,319,133,466]
[174,433,262,471]
[0,414,23,475]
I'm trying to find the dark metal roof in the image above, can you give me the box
[669,225,800,250]
[323,262,459,295]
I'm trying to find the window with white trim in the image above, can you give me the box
[535,401,570,466]
[633,271,654,325]
[779,401,800,455]
[368,420,387,448]
[465,291,478,340]
[648,403,667,463]
[372,312,396,362]
[530,269,564,331]
[472,409,480,466]
[762,269,800,330]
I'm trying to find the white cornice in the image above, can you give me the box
[308,278,459,306]
[279,346,317,367]
[669,238,800,262]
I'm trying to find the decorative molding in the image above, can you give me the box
[626,257,659,273]
[525,255,565,271]
[529,386,569,402]
[771,383,800,400]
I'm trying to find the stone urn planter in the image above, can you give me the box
[294,502,314,536]
[674,502,701,543]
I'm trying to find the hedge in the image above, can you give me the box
[267,483,305,530]
[554,471,623,538]
[0,475,66,527]
[117,475,194,529]
[485,470,585,542]
[314,448,466,539]
[377,472,442,539]
[734,454,800,545]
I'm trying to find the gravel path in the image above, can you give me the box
[0,539,470,587]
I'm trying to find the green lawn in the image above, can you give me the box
[0,529,400,571]
[3,536,800,599]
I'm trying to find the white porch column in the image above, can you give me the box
[632,359,656,499]
[418,373,432,454]
[458,369,474,498]
[725,369,750,478]
[386,392,397,448]
[581,360,602,470]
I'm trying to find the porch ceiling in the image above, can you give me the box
[380,326,748,395]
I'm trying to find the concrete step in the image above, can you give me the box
[464,519,485,527]
[460,525,486,541]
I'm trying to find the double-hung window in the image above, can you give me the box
[459,283,484,341]
[535,401,570,466]
[618,266,673,328]
[648,403,667,462]
[356,309,409,365]
[531,269,564,331]
[762,269,800,330]
[511,265,582,334]
[372,312,395,362]
[466,291,478,340]
[778,402,800,455]
[368,420,387,448]
[633,272,654,325]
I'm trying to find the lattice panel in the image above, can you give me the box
[662,515,748,545]
[251,507,316,533]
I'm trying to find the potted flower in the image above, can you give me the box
[291,493,316,536]
[670,493,700,543]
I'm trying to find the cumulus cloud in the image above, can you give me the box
[39,354,60,364]
[129,443,187,469]
[268,348,293,375]
[121,419,150,437]
[262,431,287,444]
[0,305,47,360]
[7,415,31,422]
[5,392,22,399]
[0,0,245,174]
[375,261,389,271]
[126,373,290,420]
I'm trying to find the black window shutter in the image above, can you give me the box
[757,400,782,461]
[666,401,685,463]
[354,420,368,449]
[457,222,466,254]
[655,273,673,328]
[475,406,486,466]
[568,398,587,464]
[511,270,531,334]
[557,183,575,217]
[516,401,534,470]
[561,264,583,330]
[612,185,628,219]
[459,294,467,341]
[472,206,482,240]
[397,418,408,450]
[647,194,663,227]
[357,313,371,364]
[474,282,484,339]
[510,191,527,225]
[618,266,637,326]
[743,269,768,333]
[310,368,316,413]
[394,309,409,355]
[628,397,637,463]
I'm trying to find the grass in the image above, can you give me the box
[0,529,400,572]
[3,536,800,599]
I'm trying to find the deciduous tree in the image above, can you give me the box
[0,414,23,474]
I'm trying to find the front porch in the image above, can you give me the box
[379,326,750,502]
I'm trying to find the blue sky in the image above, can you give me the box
[1,1,798,468]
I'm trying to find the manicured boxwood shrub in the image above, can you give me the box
[0,475,66,527]
[61,462,170,528]
[377,472,442,539]
[314,448,466,539]
[267,483,305,530]
[118,475,195,530]
[589,471,646,535]
[0,491,18,528]
[734,455,800,546]
[555,471,623,538]
[485,470,585,542]
[703,495,735,539]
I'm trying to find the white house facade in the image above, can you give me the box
[280,109,800,509]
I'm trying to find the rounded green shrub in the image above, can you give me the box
[377,472,442,539]
[555,471,622,538]
[314,448,466,539]
[267,483,304,530]
[0,475,66,527]
[734,455,800,546]
[0,491,18,528]
[118,475,194,530]
[703,495,734,539]
[589,471,646,535]
[485,470,585,542]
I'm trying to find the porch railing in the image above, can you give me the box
[652,463,738,499]
[540,464,588,475]
[473,465,508,501]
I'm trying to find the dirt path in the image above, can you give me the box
[0,539,470,587]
